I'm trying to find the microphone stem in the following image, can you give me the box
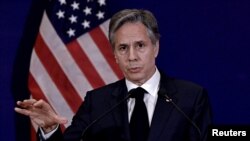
[163,97,202,141]
[80,93,131,141]
[168,99,202,137]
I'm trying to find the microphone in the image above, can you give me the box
[80,91,133,141]
[158,89,202,140]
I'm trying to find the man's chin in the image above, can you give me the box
[127,75,145,85]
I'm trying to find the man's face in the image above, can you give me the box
[113,22,159,85]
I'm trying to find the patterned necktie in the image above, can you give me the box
[129,87,149,141]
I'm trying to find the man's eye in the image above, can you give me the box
[138,43,144,48]
[119,46,127,51]
[136,42,145,48]
[136,43,145,50]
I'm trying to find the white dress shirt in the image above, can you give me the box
[126,68,160,125]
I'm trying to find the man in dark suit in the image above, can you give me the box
[15,9,212,141]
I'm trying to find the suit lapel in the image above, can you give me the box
[108,79,131,141]
[148,72,178,141]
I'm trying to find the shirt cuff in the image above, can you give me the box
[39,125,59,140]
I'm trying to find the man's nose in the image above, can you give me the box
[128,47,138,61]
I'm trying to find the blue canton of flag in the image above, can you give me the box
[46,0,111,43]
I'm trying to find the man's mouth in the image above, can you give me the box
[128,67,141,73]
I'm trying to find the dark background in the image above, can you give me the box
[1,0,249,140]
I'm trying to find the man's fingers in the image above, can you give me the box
[16,99,37,108]
[32,100,44,108]
[16,101,28,108]
[14,107,31,116]
[24,99,37,104]
[33,99,51,110]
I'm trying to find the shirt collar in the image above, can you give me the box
[125,68,160,97]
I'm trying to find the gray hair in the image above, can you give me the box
[108,9,160,49]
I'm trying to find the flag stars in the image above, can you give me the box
[59,0,66,5]
[67,28,75,37]
[56,10,65,19]
[71,1,80,10]
[82,20,90,29]
[98,0,106,6]
[69,15,77,23]
[55,0,108,39]
[83,6,92,16]
[96,11,104,20]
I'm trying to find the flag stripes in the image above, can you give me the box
[77,33,119,84]
[89,27,124,79]
[67,40,106,88]
[40,13,91,100]
[34,33,82,113]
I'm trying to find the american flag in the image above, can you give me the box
[28,0,123,139]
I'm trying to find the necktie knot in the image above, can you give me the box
[129,87,146,100]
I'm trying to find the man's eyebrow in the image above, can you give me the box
[118,43,128,46]
[135,40,145,44]
[134,40,147,45]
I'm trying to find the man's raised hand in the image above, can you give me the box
[15,99,68,133]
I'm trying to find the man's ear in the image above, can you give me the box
[154,41,159,58]
[114,54,118,63]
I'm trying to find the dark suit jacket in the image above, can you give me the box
[40,72,212,141]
